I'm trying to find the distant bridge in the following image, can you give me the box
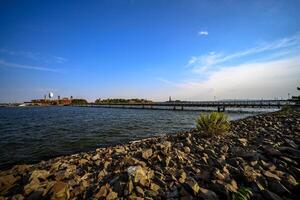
[78,100,296,112]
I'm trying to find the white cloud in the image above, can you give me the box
[157,56,300,100]
[0,59,61,73]
[0,48,67,64]
[188,34,300,72]
[53,56,68,63]
[198,31,208,36]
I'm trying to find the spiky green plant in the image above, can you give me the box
[232,187,253,200]
[280,104,292,113]
[196,112,230,135]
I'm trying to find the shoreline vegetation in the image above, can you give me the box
[0,109,299,200]
[95,98,153,104]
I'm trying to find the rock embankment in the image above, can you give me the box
[0,110,299,200]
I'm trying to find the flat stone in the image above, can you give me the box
[185,177,200,194]
[30,170,49,181]
[115,146,126,153]
[184,147,191,153]
[177,169,187,183]
[106,190,118,200]
[127,166,148,186]
[213,169,226,181]
[284,139,298,149]
[98,169,107,179]
[269,180,290,195]
[0,174,19,194]
[27,191,43,200]
[264,171,281,181]
[198,187,219,200]
[150,183,160,192]
[11,194,24,200]
[135,186,144,197]
[263,146,282,156]
[91,154,100,161]
[78,159,88,165]
[225,179,238,192]
[95,184,109,198]
[141,148,153,159]
[279,147,300,157]
[24,178,41,195]
[262,190,283,200]
[49,181,70,200]
[238,138,248,146]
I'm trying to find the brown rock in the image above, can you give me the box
[11,194,24,200]
[98,169,107,179]
[127,166,149,186]
[141,149,153,159]
[213,169,226,181]
[106,190,118,200]
[78,159,88,165]
[135,186,144,197]
[198,187,219,200]
[91,154,100,161]
[238,138,248,146]
[177,169,187,183]
[49,181,70,200]
[185,177,200,194]
[225,179,238,192]
[0,174,19,195]
[184,147,191,154]
[95,184,109,198]
[24,178,41,195]
[150,183,160,192]
[30,170,49,181]
[114,146,126,154]
[263,171,281,181]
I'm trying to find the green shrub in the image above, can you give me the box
[280,104,292,113]
[232,187,253,200]
[196,112,230,135]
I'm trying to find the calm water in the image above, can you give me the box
[0,106,257,170]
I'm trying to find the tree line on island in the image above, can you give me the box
[94,98,153,104]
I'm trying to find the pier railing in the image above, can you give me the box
[74,100,296,112]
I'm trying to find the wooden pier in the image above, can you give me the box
[76,100,296,112]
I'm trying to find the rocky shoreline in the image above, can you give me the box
[0,109,299,200]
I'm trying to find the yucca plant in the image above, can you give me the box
[232,187,253,200]
[280,104,292,113]
[196,112,230,135]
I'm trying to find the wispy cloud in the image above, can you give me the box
[0,59,61,73]
[187,34,300,72]
[198,31,208,36]
[53,56,68,63]
[157,56,300,100]
[0,48,68,64]
[155,34,300,100]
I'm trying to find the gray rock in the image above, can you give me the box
[198,187,219,200]
[262,190,283,200]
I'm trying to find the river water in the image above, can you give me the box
[0,106,261,169]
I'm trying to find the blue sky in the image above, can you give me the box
[0,0,300,102]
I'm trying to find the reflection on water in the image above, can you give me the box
[0,106,260,169]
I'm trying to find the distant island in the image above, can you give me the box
[95,98,153,104]
[27,96,88,106]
